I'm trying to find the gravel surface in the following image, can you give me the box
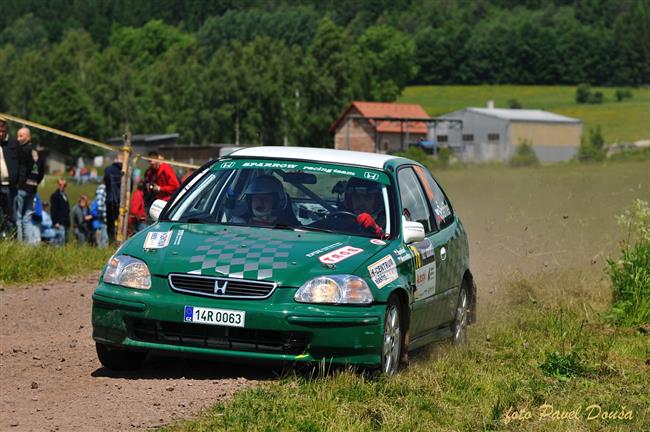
[0,275,273,432]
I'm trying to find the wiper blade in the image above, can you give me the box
[271,224,296,231]
[294,225,336,234]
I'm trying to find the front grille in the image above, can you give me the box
[128,319,309,355]
[169,274,276,299]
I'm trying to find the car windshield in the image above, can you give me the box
[165,159,392,238]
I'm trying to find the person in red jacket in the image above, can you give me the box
[128,182,147,235]
[143,151,180,204]
[344,177,386,238]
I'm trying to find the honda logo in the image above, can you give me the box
[214,279,228,295]
[364,172,379,180]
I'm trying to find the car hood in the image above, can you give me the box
[120,222,391,287]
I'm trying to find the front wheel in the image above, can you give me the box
[381,297,403,376]
[96,343,147,371]
[451,287,469,345]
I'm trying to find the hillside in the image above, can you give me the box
[399,85,650,144]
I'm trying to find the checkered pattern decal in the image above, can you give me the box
[189,231,294,280]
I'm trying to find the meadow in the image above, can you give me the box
[398,85,650,145]
[161,160,649,431]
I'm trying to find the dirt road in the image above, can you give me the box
[0,274,272,432]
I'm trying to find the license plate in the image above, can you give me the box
[184,306,245,328]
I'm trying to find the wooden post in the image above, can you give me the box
[116,131,132,245]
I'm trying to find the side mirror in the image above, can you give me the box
[149,199,167,222]
[402,218,425,244]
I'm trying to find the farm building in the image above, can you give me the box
[330,101,431,153]
[440,105,582,162]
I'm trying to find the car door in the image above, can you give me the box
[413,165,462,325]
[396,167,449,337]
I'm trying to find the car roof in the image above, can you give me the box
[228,146,400,170]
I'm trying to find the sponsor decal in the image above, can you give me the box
[220,161,235,168]
[242,161,299,169]
[434,202,452,222]
[306,242,344,258]
[368,255,398,288]
[392,247,410,263]
[319,246,364,264]
[302,165,356,177]
[411,239,436,299]
[370,239,386,246]
[144,231,173,249]
[364,171,379,180]
[173,229,185,246]
[408,238,435,269]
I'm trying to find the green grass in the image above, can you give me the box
[398,85,650,144]
[37,175,104,207]
[162,279,649,431]
[0,241,113,286]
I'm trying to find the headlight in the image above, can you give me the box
[103,255,151,290]
[294,275,373,304]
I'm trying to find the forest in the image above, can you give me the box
[0,0,648,157]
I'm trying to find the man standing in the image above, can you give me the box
[0,117,19,238]
[14,128,44,243]
[103,155,122,243]
[71,194,92,244]
[143,151,179,218]
[50,177,70,245]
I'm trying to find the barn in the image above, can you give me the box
[330,101,430,153]
[440,105,583,162]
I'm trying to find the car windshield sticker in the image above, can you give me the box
[173,229,185,246]
[434,201,451,222]
[409,238,437,300]
[318,246,364,264]
[370,239,386,245]
[368,255,398,289]
[144,231,173,249]
[212,159,390,185]
[306,242,344,258]
[189,230,294,280]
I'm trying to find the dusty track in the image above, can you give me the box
[0,274,272,432]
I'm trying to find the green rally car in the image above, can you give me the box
[92,147,476,375]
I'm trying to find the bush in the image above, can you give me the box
[615,88,633,102]
[575,83,591,103]
[507,98,522,109]
[509,139,539,167]
[577,125,606,162]
[588,90,604,104]
[607,199,650,326]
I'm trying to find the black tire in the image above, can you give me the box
[451,286,469,346]
[380,296,403,376]
[96,343,147,371]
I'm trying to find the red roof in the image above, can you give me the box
[330,101,430,134]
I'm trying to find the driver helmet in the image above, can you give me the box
[344,177,382,213]
[244,174,288,218]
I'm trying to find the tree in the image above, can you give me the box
[356,25,418,101]
[32,76,103,161]
[577,125,606,162]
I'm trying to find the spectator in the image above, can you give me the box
[0,117,19,238]
[71,195,92,244]
[103,155,123,243]
[143,151,179,215]
[14,128,44,243]
[40,201,56,243]
[26,193,43,245]
[50,177,70,245]
[128,182,147,235]
[90,184,108,248]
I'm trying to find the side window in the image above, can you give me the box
[413,165,454,230]
[397,167,434,233]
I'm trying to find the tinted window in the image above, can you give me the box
[413,165,454,230]
[397,167,433,233]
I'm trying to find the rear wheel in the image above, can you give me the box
[381,297,403,376]
[451,287,469,345]
[96,343,147,371]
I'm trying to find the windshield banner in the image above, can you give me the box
[213,159,390,185]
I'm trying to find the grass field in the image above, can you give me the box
[161,160,649,432]
[398,85,650,144]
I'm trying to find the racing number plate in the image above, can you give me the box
[184,306,245,328]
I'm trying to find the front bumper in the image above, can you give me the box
[92,278,384,367]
